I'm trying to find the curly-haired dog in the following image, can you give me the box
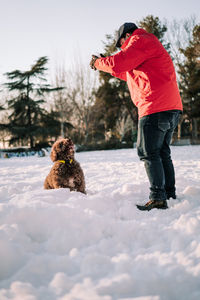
[44,138,86,194]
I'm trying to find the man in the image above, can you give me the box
[90,22,183,211]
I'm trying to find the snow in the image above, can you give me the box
[0,146,200,300]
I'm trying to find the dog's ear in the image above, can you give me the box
[50,144,58,162]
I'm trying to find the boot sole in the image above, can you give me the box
[136,204,168,211]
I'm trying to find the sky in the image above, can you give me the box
[0,0,200,83]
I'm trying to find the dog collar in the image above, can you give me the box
[58,159,73,165]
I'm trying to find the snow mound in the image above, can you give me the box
[0,146,200,299]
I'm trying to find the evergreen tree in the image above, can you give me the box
[0,105,6,131]
[94,34,137,143]
[138,15,170,52]
[4,57,62,147]
[178,24,200,138]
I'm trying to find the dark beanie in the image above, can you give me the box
[115,22,138,48]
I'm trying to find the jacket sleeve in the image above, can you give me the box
[94,35,150,74]
[111,71,127,81]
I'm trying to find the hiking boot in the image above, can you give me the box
[136,199,168,211]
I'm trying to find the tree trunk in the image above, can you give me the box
[192,118,198,139]
[27,76,34,148]
[177,117,184,139]
[60,121,64,137]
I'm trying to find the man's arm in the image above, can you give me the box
[94,35,149,74]
[111,71,127,81]
[90,54,127,81]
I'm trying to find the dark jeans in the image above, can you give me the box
[137,110,181,201]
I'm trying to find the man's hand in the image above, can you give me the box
[90,55,99,70]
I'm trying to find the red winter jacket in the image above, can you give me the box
[94,29,183,119]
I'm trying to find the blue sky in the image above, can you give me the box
[0,0,199,82]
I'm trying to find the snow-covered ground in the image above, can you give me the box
[0,146,200,300]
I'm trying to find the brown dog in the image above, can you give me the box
[44,138,86,194]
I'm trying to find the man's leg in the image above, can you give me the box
[160,111,180,199]
[160,132,176,199]
[137,113,168,202]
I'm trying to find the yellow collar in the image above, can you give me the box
[58,160,66,164]
[58,159,73,164]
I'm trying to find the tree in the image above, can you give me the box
[94,33,137,143]
[0,105,8,146]
[4,57,62,147]
[94,74,137,142]
[178,24,200,139]
[166,16,196,66]
[64,62,98,144]
[163,16,198,140]
[52,64,74,138]
[138,15,170,51]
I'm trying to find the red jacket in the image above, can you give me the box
[95,29,183,119]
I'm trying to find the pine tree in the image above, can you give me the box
[0,105,6,131]
[94,34,137,143]
[4,57,62,147]
[178,25,200,139]
[139,15,170,52]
